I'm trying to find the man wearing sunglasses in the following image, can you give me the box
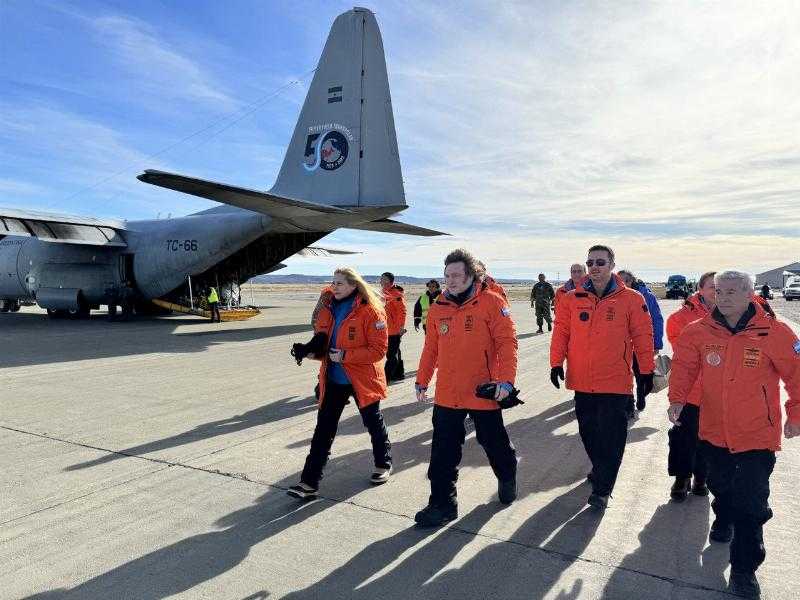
[550,244,655,509]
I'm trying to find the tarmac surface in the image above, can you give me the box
[2,293,799,599]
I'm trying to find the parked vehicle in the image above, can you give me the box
[784,282,800,301]
[665,274,691,299]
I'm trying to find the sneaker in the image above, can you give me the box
[670,476,691,502]
[414,503,458,528]
[536,328,543,334]
[709,519,733,543]
[587,493,609,510]
[691,475,709,496]
[498,478,517,505]
[287,482,318,500]
[728,570,760,598]
[370,465,392,485]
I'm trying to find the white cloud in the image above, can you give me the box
[91,15,237,110]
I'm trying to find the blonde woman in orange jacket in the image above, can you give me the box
[288,267,392,499]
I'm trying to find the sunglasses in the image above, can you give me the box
[586,259,607,267]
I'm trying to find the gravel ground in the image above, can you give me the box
[769,296,800,324]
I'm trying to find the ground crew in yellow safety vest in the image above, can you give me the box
[207,286,221,323]
[414,279,442,332]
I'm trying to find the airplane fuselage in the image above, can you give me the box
[0,209,277,312]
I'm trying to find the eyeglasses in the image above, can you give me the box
[586,259,607,267]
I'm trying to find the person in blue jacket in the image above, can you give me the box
[619,270,664,418]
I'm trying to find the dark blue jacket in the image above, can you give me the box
[635,282,664,350]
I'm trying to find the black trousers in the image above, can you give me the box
[625,355,646,414]
[535,302,552,328]
[301,382,391,488]
[702,441,775,574]
[209,302,221,322]
[574,392,629,496]
[427,405,517,507]
[667,404,708,479]
[384,334,403,381]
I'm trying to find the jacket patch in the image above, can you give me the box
[642,304,649,313]
[465,315,474,331]
[743,347,761,368]
[579,311,590,322]
[375,321,386,330]
[500,307,511,317]
[794,340,800,354]
[575,292,588,298]
[348,326,357,340]
[605,307,616,321]
[706,351,722,367]
[439,320,450,334]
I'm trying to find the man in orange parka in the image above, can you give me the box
[414,248,519,527]
[664,270,716,501]
[381,272,407,382]
[554,263,587,309]
[668,270,800,598]
[550,244,655,509]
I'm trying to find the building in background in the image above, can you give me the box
[756,262,800,289]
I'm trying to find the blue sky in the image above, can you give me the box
[1,0,798,281]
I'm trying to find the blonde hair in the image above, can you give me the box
[334,267,384,312]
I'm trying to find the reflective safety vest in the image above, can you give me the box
[419,292,432,322]
[208,287,219,303]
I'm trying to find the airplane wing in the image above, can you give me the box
[342,218,447,237]
[138,170,353,219]
[0,207,127,247]
[298,246,360,257]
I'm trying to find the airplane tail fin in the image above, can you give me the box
[269,8,405,209]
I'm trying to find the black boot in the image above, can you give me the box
[547,322,552,331]
[414,503,458,528]
[728,571,760,598]
[691,474,708,496]
[498,478,517,505]
[536,327,543,334]
[670,476,691,502]
[709,518,733,543]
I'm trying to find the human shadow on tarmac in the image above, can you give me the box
[64,395,318,472]
[598,500,730,599]
[281,484,602,600]
[23,401,655,599]
[2,314,311,368]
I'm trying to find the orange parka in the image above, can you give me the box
[665,293,711,406]
[550,274,655,395]
[417,283,518,410]
[382,285,407,336]
[482,275,508,302]
[669,303,800,453]
[554,280,577,310]
[314,294,389,408]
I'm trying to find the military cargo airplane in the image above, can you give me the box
[0,7,442,318]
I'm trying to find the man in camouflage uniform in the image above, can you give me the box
[530,273,555,333]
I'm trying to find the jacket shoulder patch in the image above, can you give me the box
[794,340,800,354]
[375,321,386,330]
[575,292,588,298]
[643,304,649,312]
[501,307,511,317]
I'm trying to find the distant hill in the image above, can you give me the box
[250,273,539,285]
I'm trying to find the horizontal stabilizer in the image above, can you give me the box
[138,170,353,219]
[299,246,360,257]
[343,218,447,237]
[0,207,126,247]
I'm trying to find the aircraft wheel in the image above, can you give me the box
[47,308,67,319]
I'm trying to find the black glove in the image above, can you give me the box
[290,332,328,366]
[550,366,565,389]
[475,383,524,409]
[639,372,654,398]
